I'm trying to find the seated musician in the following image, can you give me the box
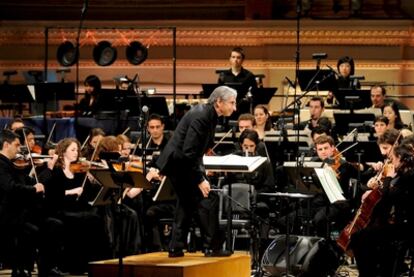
[253,104,273,140]
[349,142,414,277]
[383,102,413,137]
[226,129,276,238]
[311,135,358,237]
[81,127,105,160]
[78,75,101,117]
[360,128,401,188]
[236,113,267,157]
[373,115,389,138]
[298,96,326,131]
[0,130,48,277]
[142,114,176,252]
[40,138,109,274]
[92,135,142,255]
[8,117,25,131]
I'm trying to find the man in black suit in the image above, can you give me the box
[156,86,237,257]
[0,130,45,276]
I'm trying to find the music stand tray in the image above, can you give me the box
[283,161,323,194]
[337,141,383,163]
[333,89,371,110]
[298,69,337,92]
[34,82,75,102]
[252,87,278,107]
[333,113,376,136]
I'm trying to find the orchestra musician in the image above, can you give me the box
[0,130,48,277]
[78,75,102,117]
[311,135,358,237]
[156,86,237,257]
[40,138,109,274]
[349,142,414,277]
[298,96,326,132]
[236,113,267,157]
[8,117,25,131]
[253,104,273,140]
[81,128,105,160]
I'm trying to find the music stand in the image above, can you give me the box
[333,89,371,110]
[252,87,278,107]
[89,167,152,275]
[283,161,323,194]
[298,69,337,92]
[0,84,35,114]
[337,141,383,163]
[333,113,376,136]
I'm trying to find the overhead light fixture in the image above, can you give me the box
[126,41,148,65]
[57,41,79,67]
[93,41,117,66]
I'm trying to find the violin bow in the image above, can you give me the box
[45,122,57,146]
[80,135,90,151]
[121,127,130,136]
[334,142,358,159]
[22,130,39,183]
[336,128,357,149]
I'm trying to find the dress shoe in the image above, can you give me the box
[204,249,232,257]
[168,249,184,258]
[11,269,31,277]
[48,267,68,276]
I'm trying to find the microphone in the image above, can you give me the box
[285,76,295,88]
[299,151,306,166]
[245,86,253,99]
[326,65,340,77]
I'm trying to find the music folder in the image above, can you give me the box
[314,167,346,204]
[203,154,267,172]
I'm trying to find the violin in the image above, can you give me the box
[69,160,106,173]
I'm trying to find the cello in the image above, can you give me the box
[336,132,401,256]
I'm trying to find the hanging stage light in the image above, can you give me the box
[56,41,79,67]
[93,41,117,66]
[126,41,148,65]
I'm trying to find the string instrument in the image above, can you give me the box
[327,142,358,178]
[336,131,402,256]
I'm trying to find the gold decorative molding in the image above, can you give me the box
[1,20,414,46]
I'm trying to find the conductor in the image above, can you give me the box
[156,86,237,257]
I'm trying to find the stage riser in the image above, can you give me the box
[89,252,251,277]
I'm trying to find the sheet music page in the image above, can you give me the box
[203,154,266,172]
[314,167,346,204]
[27,85,36,101]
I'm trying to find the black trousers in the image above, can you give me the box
[168,172,219,251]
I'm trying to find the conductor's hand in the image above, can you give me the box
[198,180,210,198]
[34,183,45,193]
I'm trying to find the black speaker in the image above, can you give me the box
[261,235,340,277]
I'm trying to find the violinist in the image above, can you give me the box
[0,130,47,277]
[311,135,358,237]
[93,135,143,255]
[8,117,25,131]
[349,142,414,277]
[81,128,105,161]
[40,138,109,274]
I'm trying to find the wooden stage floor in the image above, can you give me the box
[89,251,251,277]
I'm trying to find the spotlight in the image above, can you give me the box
[93,41,117,66]
[126,41,148,65]
[57,41,78,67]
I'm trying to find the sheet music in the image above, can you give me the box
[314,167,346,204]
[203,154,267,172]
[27,85,36,101]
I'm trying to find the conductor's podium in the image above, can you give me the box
[89,251,251,277]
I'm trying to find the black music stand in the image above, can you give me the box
[0,84,34,114]
[337,141,383,163]
[252,87,277,106]
[333,89,371,110]
[283,162,323,194]
[34,82,75,111]
[333,113,376,136]
[89,167,151,277]
[298,69,337,92]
